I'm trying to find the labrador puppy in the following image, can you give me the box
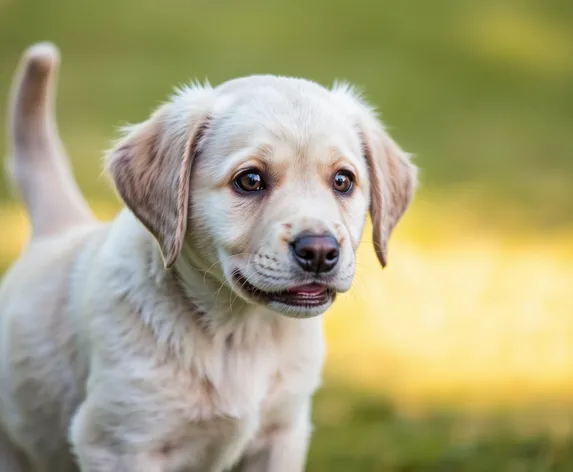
[0,42,416,472]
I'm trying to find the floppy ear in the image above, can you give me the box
[332,84,417,268]
[361,123,417,267]
[106,96,210,269]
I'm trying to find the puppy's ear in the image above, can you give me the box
[106,90,210,268]
[332,84,417,268]
[362,124,417,268]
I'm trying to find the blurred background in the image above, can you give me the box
[1,0,572,469]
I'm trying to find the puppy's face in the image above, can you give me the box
[107,76,416,318]
[189,83,370,316]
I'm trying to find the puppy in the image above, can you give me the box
[0,42,416,472]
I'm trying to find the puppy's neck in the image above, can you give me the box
[112,210,285,357]
[173,243,250,319]
[170,245,289,346]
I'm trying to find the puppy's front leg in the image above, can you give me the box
[236,426,311,472]
[69,400,176,472]
[235,402,312,472]
[267,425,311,472]
[70,393,253,472]
[70,401,140,472]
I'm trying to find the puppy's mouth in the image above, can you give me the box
[232,271,335,309]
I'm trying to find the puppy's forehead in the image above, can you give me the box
[206,76,363,164]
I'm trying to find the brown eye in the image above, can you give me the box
[234,169,266,193]
[333,171,354,194]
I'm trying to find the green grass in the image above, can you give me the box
[309,385,573,471]
[1,0,572,227]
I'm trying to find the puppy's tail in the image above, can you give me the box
[6,42,94,239]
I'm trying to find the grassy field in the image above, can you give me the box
[1,0,573,469]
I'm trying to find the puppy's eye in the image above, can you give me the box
[234,169,266,193]
[332,171,354,194]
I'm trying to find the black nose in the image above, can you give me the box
[291,233,340,274]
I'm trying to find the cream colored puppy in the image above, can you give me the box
[0,43,416,472]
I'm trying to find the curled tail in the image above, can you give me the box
[6,42,94,239]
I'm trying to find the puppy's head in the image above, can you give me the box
[107,76,416,317]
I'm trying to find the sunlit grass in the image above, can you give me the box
[2,180,572,471]
[327,217,573,412]
[3,199,572,415]
[6,198,573,469]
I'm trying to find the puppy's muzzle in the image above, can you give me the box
[290,232,340,274]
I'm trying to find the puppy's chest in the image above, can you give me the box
[177,337,320,423]
[145,318,324,471]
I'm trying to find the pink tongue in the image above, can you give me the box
[288,284,327,296]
